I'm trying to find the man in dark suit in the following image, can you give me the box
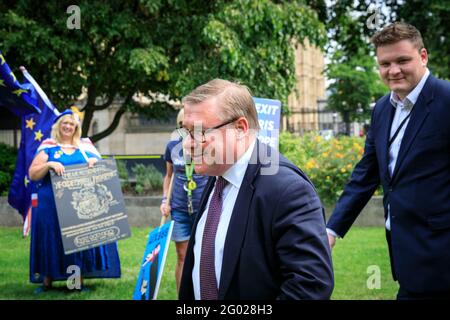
[327,22,450,299]
[177,79,334,300]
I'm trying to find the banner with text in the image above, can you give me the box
[253,97,281,149]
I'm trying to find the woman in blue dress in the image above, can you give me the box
[28,109,121,293]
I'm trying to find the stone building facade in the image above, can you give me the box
[283,39,326,134]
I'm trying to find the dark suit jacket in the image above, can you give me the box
[327,75,450,293]
[179,142,334,300]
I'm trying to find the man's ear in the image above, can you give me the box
[420,48,428,66]
[235,117,249,134]
[236,117,250,140]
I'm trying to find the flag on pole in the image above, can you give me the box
[0,51,42,116]
[0,52,60,237]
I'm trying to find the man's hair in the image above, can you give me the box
[371,22,425,51]
[182,79,260,131]
[51,114,81,146]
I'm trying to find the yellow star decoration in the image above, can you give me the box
[10,71,17,83]
[34,130,43,141]
[0,54,5,65]
[0,79,5,87]
[24,176,30,187]
[13,88,27,97]
[26,118,36,130]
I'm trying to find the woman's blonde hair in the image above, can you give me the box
[51,114,81,146]
[176,108,184,127]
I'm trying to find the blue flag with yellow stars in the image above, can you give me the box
[0,51,42,116]
[0,54,59,235]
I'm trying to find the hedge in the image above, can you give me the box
[279,132,381,206]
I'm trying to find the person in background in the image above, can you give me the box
[327,22,450,299]
[160,108,209,293]
[28,108,121,293]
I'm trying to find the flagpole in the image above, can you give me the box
[19,66,59,116]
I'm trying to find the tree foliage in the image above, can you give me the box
[0,142,17,196]
[326,49,386,124]
[0,0,326,141]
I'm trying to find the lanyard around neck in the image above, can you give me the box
[183,152,196,215]
[185,161,194,181]
[183,151,197,193]
[388,112,412,148]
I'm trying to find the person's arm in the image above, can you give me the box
[160,162,173,217]
[273,173,334,300]
[29,150,64,181]
[326,114,381,243]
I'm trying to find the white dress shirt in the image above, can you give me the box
[192,139,256,300]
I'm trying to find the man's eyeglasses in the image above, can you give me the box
[177,117,239,143]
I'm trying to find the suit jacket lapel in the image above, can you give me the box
[218,141,264,299]
[390,76,434,183]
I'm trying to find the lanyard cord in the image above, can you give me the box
[183,151,196,215]
[388,112,412,148]
[184,161,195,184]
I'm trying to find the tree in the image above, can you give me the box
[326,49,386,135]
[0,0,326,142]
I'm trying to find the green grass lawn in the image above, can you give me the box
[0,226,398,300]
[331,227,399,299]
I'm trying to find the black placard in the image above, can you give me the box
[50,159,131,254]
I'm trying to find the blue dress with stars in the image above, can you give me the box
[29,145,121,284]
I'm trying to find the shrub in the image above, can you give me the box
[116,159,129,180]
[131,163,163,195]
[0,143,17,196]
[279,132,381,206]
[116,159,133,194]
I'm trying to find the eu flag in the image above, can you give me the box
[0,54,59,234]
[0,51,42,116]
